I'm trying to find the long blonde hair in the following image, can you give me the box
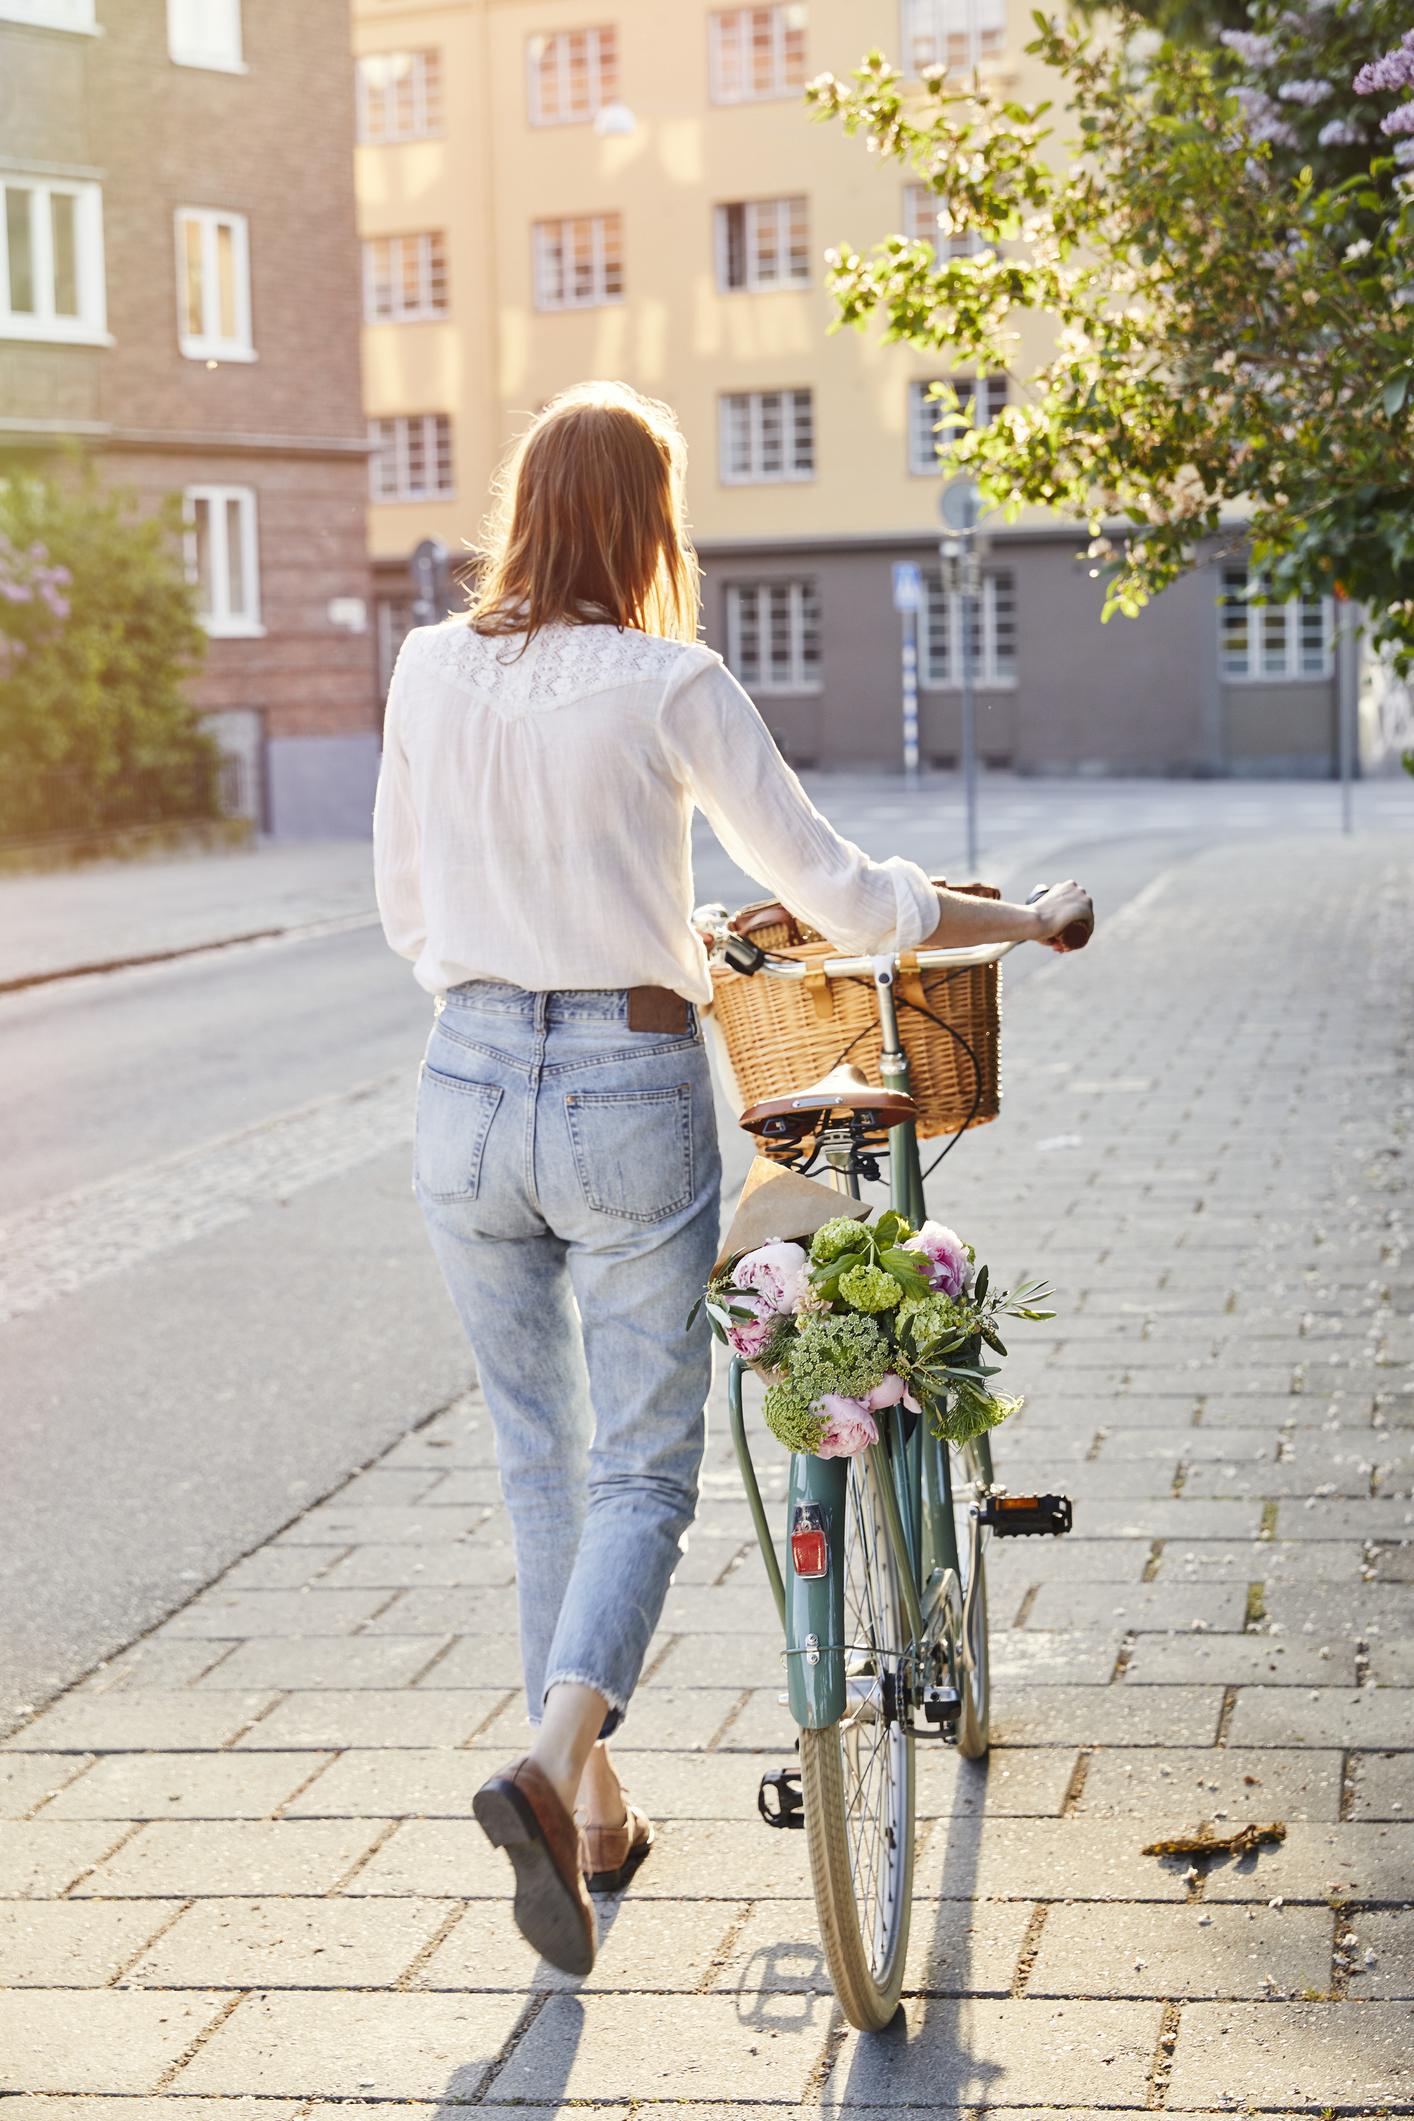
[469,380,701,643]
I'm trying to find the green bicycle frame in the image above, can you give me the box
[727,958,991,1731]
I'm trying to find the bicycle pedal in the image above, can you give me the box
[758,1766,805,1830]
[976,1493,1074,1537]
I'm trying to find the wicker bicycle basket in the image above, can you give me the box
[709,882,1002,1141]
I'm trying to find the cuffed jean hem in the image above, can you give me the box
[536,1668,632,1742]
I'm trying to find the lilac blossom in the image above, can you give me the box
[1221,29,1280,66]
[1278,78,1333,105]
[1354,32,1414,99]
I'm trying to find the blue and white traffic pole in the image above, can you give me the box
[892,560,923,787]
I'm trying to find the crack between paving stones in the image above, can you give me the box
[404,1635,463,1688]
[58,1818,144,1897]
[1010,1902,1049,1995]
[1013,1583,1040,1628]
[1214,1684,1238,1747]
[105,1894,195,1986]
[704,1687,754,1749]
[456,1685,518,1749]
[222,1690,291,1749]
[801,2003,851,2106]
[1060,1749,1092,1816]
[269,1749,342,1819]
[155,1987,249,2091]
[1142,1538,1164,1583]
[472,1985,554,2102]
[1145,1998,1182,2108]
[694,1898,756,1993]
[325,1815,401,1893]
[395,1898,469,1990]
[25,1752,104,1818]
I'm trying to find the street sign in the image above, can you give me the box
[892,561,922,614]
[938,475,981,533]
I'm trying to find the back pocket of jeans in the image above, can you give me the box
[415,1067,503,1203]
[564,1083,694,1224]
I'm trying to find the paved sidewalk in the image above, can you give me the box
[1,830,1411,2109]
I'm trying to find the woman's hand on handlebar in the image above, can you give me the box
[1028,879,1094,953]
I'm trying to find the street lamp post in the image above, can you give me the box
[939,475,987,875]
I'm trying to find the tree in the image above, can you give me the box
[0,461,214,841]
[807,5,1414,672]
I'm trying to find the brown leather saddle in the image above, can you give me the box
[739,1062,917,1164]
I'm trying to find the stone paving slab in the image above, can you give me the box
[1028,1899,1334,1999]
[171,1987,530,2097]
[70,1818,389,1897]
[1071,1746,1344,1822]
[37,1748,336,1819]
[1350,1749,1414,1820]
[0,1897,181,1984]
[1164,1999,1414,2109]
[488,1988,836,2103]
[821,1999,1163,2108]
[0,1988,231,2093]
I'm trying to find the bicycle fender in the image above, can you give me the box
[784,1452,847,1729]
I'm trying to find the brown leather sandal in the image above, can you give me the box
[473,1757,597,1975]
[578,1798,655,1896]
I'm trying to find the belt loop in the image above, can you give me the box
[535,991,550,1032]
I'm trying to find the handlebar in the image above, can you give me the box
[694,883,1091,984]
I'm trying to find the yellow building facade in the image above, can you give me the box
[352,0,1343,777]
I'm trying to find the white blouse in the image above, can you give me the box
[372,617,939,1003]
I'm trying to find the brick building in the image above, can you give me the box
[0,0,377,834]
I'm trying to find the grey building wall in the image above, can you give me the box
[698,533,1340,778]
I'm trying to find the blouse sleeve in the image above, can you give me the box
[659,654,939,955]
[371,639,427,964]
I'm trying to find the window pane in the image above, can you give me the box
[191,496,215,619]
[1260,602,1286,677]
[214,221,237,341]
[1298,599,1327,673]
[991,572,1016,680]
[406,417,428,493]
[224,496,245,616]
[6,188,34,313]
[182,216,204,338]
[49,191,78,317]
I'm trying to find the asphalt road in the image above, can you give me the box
[0,794,1345,1729]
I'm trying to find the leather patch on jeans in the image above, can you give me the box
[627,985,691,1034]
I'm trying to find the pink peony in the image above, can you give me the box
[814,1394,880,1459]
[734,1240,810,1315]
[725,1295,777,1360]
[905,1220,974,1298]
[864,1372,921,1414]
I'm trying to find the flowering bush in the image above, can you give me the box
[701,1210,1052,1460]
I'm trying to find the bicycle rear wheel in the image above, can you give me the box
[799,1446,915,2029]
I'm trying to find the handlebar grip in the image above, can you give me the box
[1026,885,1093,953]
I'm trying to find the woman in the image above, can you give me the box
[373,379,1090,1977]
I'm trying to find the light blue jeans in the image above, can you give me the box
[413,981,722,1739]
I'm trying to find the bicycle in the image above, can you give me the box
[694,904,1080,2030]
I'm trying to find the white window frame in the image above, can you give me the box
[0,173,107,344]
[725,579,822,693]
[715,196,810,292]
[526,25,618,126]
[532,214,623,312]
[0,0,97,30]
[167,0,245,73]
[369,413,455,504]
[1220,565,1333,682]
[907,374,1006,474]
[184,485,263,639]
[362,231,448,323]
[921,567,1016,688]
[709,5,807,105]
[175,206,254,361]
[719,388,814,484]
[903,181,982,259]
[356,49,443,143]
[901,0,1006,74]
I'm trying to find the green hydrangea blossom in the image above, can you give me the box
[786,1311,890,1402]
[809,1217,871,1266]
[838,1263,904,1313]
[899,1291,972,1354]
[763,1380,828,1453]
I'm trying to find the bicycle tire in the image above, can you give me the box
[799,1448,915,2030]
[955,1440,991,1759]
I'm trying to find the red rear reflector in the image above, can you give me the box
[791,1528,828,1578]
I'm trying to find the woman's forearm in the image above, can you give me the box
[921,886,1041,950]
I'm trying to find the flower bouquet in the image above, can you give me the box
[699,1205,1053,1462]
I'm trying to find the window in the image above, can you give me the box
[363,232,448,322]
[922,568,1016,686]
[716,197,809,291]
[1220,566,1331,680]
[527,26,618,125]
[369,414,454,502]
[720,389,814,482]
[532,214,623,310]
[0,175,106,342]
[185,487,261,637]
[356,49,443,143]
[167,0,243,71]
[709,5,807,104]
[902,0,1005,73]
[903,182,982,259]
[725,579,822,692]
[0,0,95,26]
[907,374,1006,473]
[175,207,253,360]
